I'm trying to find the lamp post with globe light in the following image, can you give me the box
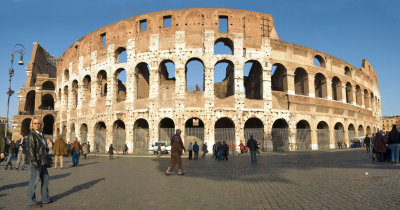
[4,44,25,138]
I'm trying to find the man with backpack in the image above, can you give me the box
[247,135,258,163]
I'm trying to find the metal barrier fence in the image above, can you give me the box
[244,128,264,148]
[185,127,205,147]
[113,129,126,152]
[159,128,175,142]
[214,128,235,146]
[348,131,355,142]
[94,129,106,153]
[296,129,311,151]
[133,128,149,155]
[271,128,290,152]
[81,131,88,143]
[317,129,330,150]
[334,130,344,148]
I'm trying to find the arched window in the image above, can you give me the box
[364,89,370,108]
[214,60,234,98]
[185,58,204,92]
[43,114,54,135]
[214,38,233,55]
[159,118,175,142]
[215,117,235,146]
[159,60,176,86]
[244,118,264,149]
[294,68,308,96]
[334,122,344,148]
[115,68,126,102]
[97,70,108,97]
[243,60,263,99]
[115,47,127,63]
[133,119,150,154]
[344,66,351,77]
[64,69,69,81]
[83,75,91,103]
[271,64,287,92]
[185,118,205,147]
[331,77,341,101]
[42,81,55,91]
[348,124,355,141]
[313,55,326,68]
[314,73,327,98]
[40,94,54,110]
[271,119,289,152]
[355,85,362,106]
[296,120,311,151]
[113,120,126,152]
[345,82,353,103]
[94,121,107,153]
[24,90,35,115]
[317,121,330,150]
[72,80,78,108]
[135,63,150,99]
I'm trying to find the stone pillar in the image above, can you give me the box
[311,129,318,150]
[340,85,346,103]
[308,77,315,97]
[106,75,115,107]
[234,62,245,109]
[126,72,135,104]
[77,84,84,113]
[360,93,365,108]
[204,66,215,108]
[326,81,332,100]
[285,73,295,95]
[125,120,134,154]
[264,64,272,110]
[351,89,357,106]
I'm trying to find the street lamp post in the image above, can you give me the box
[4,44,25,139]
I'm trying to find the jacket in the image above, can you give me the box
[247,138,258,151]
[374,133,387,153]
[388,128,400,144]
[53,138,67,156]
[72,141,82,152]
[193,144,199,152]
[27,130,48,167]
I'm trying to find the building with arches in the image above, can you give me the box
[12,8,381,152]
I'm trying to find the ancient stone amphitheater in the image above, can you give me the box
[13,8,382,153]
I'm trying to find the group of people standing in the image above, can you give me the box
[371,124,400,163]
[187,142,208,160]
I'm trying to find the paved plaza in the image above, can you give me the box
[1,149,400,209]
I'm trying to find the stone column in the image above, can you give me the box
[308,77,315,97]
[311,129,318,150]
[360,92,365,108]
[351,89,357,106]
[234,61,245,109]
[77,84,84,114]
[339,85,346,103]
[285,73,295,95]
[204,66,215,108]
[326,81,332,100]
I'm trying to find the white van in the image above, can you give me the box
[152,141,171,154]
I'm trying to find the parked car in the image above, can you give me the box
[152,141,171,154]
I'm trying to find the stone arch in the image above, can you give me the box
[42,81,55,91]
[113,120,126,152]
[244,117,264,149]
[356,85,362,106]
[133,118,150,155]
[364,89,370,108]
[83,75,91,103]
[344,66,351,77]
[42,114,54,136]
[159,118,175,142]
[21,118,32,136]
[214,59,234,99]
[97,70,108,97]
[214,37,233,55]
[313,55,326,68]
[63,85,69,108]
[243,60,263,99]
[358,125,364,137]
[345,82,353,103]
[366,126,371,136]
[24,90,35,115]
[317,121,330,150]
[115,68,127,102]
[271,63,287,92]
[115,47,127,63]
[271,119,289,152]
[294,67,308,96]
[331,76,342,101]
[64,69,69,81]
[296,120,311,151]
[71,80,78,108]
[185,58,204,92]
[215,117,235,146]
[334,122,345,148]
[159,60,176,87]
[348,123,356,142]
[94,121,107,153]
[314,73,327,98]
[80,123,88,143]
[185,117,205,147]
[135,62,150,99]
[40,94,54,110]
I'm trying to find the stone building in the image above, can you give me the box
[382,116,399,133]
[13,8,381,153]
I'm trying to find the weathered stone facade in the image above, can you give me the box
[13,8,381,153]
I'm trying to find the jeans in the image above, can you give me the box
[72,151,80,166]
[390,143,400,163]
[6,153,12,162]
[16,152,26,168]
[250,150,257,163]
[27,165,50,205]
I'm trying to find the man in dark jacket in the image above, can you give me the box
[388,124,400,164]
[193,142,199,160]
[26,117,52,207]
[247,135,257,163]
[364,134,371,152]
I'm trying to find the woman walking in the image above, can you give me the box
[5,139,15,170]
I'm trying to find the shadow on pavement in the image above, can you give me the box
[52,178,106,201]
[0,172,72,192]
[76,161,99,167]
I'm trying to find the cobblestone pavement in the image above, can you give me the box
[1,149,400,209]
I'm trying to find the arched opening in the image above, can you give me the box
[313,55,326,68]
[358,125,364,137]
[21,118,31,136]
[373,127,376,134]
[113,120,126,152]
[370,93,375,110]
[94,122,107,153]
[334,122,344,149]
[271,119,289,152]
[72,80,78,108]
[294,67,308,96]
[24,90,35,115]
[42,81,55,91]
[296,120,311,151]
[344,66,351,77]
[64,69,69,81]
[83,75,91,103]
[271,63,287,92]
[215,117,235,146]
[366,126,371,136]
[115,68,127,102]
[356,85,362,106]
[214,60,234,98]
[214,38,233,55]
[364,89,370,108]
[331,77,342,101]
[159,118,175,142]
[115,47,127,63]
[346,82,353,103]
[80,123,88,143]
[63,86,69,109]
[97,70,108,97]
[135,62,150,99]
[244,118,264,149]
[43,114,54,139]
[133,119,149,155]
[185,118,205,147]
[243,61,263,99]
[185,58,204,92]
[317,121,330,150]
[159,60,176,89]
[348,124,356,142]
[314,73,327,98]
[40,94,54,110]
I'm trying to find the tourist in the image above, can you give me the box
[157,143,161,158]
[82,143,88,159]
[212,143,217,159]
[374,130,387,162]
[47,139,53,156]
[165,129,186,175]
[71,137,81,166]
[239,141,245,153]
[188,142,193,160]
[15,134,27,170]
[53,137,66,169]
[247,135,258,163]
[108,144,114,160]
[216,142,222,160]
[337,141,342,149]
[5,138,15,170]
[222,141,229,161]
[387,124,400,164]
[26,117,52,207]
[231,143,235,156]
[371,133,376,161]
[202,142,208,158]
[364,134,371,152]
[123,144,128,155]
[193,142,199,160]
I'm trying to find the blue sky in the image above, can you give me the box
[1,0,399,121]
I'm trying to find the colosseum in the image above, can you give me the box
[12,8,382,153]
